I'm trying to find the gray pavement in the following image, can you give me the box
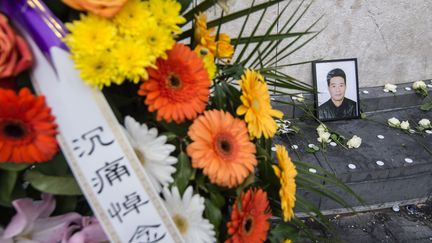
[272,82,432,211]
[272,81,432,242]
[306,200,432,243]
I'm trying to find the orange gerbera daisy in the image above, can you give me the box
[186,110,257,188]
[0,88,58,163]
[225,188,272,243]
[138,43,210,124]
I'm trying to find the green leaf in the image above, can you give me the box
[180,0,284,40]
[241,1,297,64]
[54,196,78,215]
[234,0,271,64]
[209,191,225,208]
[0,163,29,172]
[214,83,226,110]
[268,223,298,243]
[160,120,190,138]
[221,64,244,80]
[204,198,222,229]
[255,145,280,198]
[173,152,193,194]
[182,0,217,23]
[178,0,193,13]
[0,170,18,206]
[207,0,284,29]
[25,170,82,196]
[161,132,177,142]
[233,0,256,50]
[250,0,311,67]
[33,153,70,176]
[421,101,432,111]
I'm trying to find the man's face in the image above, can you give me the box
[328,76,346,102]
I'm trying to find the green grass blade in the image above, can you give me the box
[296,177,355,211]
[265,14,324,67]
[234,1,270,64]
[183,0,216,23]
[234,0,255,50]
[179,0,284,40]
[239,1,293,65]
[250,0,307,67]
[232,32,314,45]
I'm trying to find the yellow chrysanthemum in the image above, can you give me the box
[194,13,234,59]
[147,0,185,34]
[64,14,116,55]
[236,69,283,139]
[112,38,156,83]
[283,240,293,243]
[73,51,118,89]
[113,0,153,37]
[272,145,297,222]
[195,46,216,80]
[141,23,175,60]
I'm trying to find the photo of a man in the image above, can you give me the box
[318,68,357,120]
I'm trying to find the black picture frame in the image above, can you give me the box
[312,58,360,121]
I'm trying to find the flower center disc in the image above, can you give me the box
[172,214,188,234]
[243,216,254,235]
[1,120,28,139]
[215,135,233,157]
[168,74,182,89]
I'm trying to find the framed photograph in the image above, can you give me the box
[312,58,360,121]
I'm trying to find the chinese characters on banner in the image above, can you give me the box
[71,126,168,242]
[18,18,182,243]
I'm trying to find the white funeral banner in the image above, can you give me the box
[21,30,183,243]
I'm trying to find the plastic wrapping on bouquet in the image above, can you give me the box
[1,0,68,60]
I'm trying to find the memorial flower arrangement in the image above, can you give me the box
[0,0,360,242]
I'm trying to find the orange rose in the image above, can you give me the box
[0,14,32,89]
[62,0,128,18]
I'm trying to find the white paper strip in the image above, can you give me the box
[24,32,183,243]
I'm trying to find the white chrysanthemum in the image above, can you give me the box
[162,186,216,243]
[123,116,177,192]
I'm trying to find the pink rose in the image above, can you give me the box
[0,14,32,89]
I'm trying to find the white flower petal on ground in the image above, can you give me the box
[388,117,401,128]
[123,116,177,193]
[400,121,410,130]
[162,186,216,243]
[347,135,362,148]
[384,83,397,93]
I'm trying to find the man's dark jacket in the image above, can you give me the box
[318,98,357,120]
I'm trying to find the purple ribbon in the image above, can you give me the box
[1,0,69,57]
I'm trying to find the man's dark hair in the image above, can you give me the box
[326,68,346,86]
